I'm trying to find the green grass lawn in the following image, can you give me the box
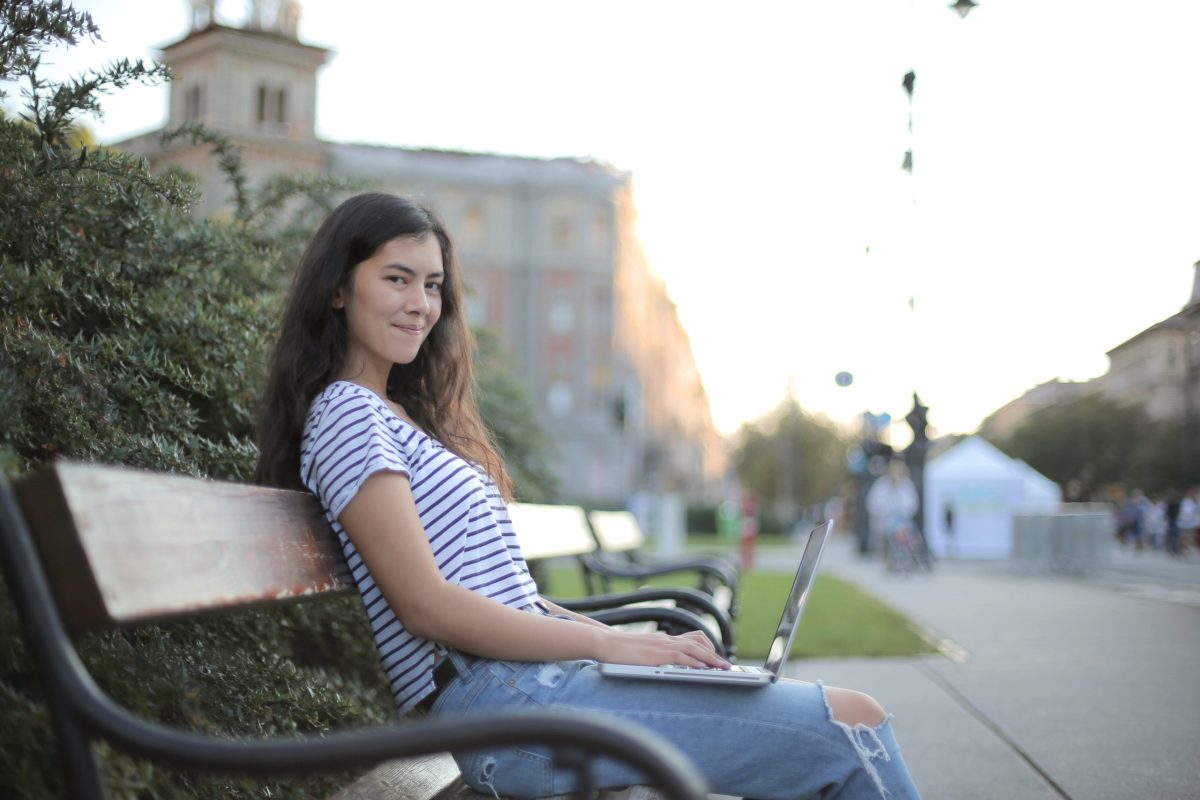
[539,564,932,661]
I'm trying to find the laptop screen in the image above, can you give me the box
[762,520,833,678]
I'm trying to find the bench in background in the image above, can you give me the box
[0,461,707,800]
[508,502,735,658]
[583,510,739,620]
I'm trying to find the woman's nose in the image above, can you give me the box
[404,288,429,314]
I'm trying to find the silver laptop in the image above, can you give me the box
[598,520,832,687]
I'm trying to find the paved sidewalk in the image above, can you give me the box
[768,532,1200,800]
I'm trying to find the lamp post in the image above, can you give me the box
[891,1,974,561]
[903,393,931,559]
[950,0,978,19]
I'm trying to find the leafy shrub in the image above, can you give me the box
[0,4,553,798]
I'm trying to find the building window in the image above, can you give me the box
[549,293,574,334]
[463,203,486,246]
[465,281,488,327]
[256,85,288,125]
[184,84,204,122]
[552,217,575,251]
[547,381,574,417]
[593,285,612,333]
[593,209,611,253]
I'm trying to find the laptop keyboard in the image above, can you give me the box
[671,664,766,674]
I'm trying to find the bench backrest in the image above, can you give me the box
[14,460,350,635]
[507,502,596,561]
[587,510,646,554]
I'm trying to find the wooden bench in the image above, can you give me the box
[0,461,707,800]
[583,511,739,621]
[508,503,735,658]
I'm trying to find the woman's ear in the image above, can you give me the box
[332,288,344,310]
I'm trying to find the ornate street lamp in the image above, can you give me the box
[950,0,978,18]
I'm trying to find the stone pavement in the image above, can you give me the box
[762,531,1200,800]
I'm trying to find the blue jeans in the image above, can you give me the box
[430,650,922,800]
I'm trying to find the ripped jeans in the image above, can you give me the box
[429,650,922,800]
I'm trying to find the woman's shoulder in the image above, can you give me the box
[305,381,435,450]
[306,381,393,435]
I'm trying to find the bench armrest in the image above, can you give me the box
[553,587,734,656]
[584,605,727,658]
[581,553,740,615]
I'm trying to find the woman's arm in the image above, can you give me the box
[339,472,728,668]
[537,597,609,629]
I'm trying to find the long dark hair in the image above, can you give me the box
[255,193,512,497]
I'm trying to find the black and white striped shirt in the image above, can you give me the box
[301,381,539,713]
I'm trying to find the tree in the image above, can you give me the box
[992,395,1151,498]
[474,327,558,502]
[732,397,849,527]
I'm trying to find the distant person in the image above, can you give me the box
[943,502,957,558]
[1178,486,1199,550]
[1164,489,1183,556]
[1130,489,1153,552]
[1116,490,1143,546]
[738,491,760,570]
[866,459,919,558]
[1144,494,1167,551]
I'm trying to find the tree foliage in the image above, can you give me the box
[474,327,558,502]
[732,398,849,522]
[989,394,1199,498]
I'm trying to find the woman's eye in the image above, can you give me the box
[426,283,442,293]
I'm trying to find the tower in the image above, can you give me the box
[1189,259,1200,308]
[123,1,329,216]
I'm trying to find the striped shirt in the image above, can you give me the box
[300,381,540,713]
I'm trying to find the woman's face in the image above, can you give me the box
[333,235,444,388]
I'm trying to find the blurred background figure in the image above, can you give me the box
[1130,489,1153,552]
[866,459,919,566]
[1115,489,1143,546]
[942,501,957,559]
[1144,493,1167,551]
[1163,489,1183,557]
[1178,487,1199,551]
[738,492,759,570]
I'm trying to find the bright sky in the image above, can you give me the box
[17,0,1200,441]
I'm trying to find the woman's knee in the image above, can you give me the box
[824,686,887,727]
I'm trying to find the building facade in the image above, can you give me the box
[980,261,1200,438]
[117,6,725,505]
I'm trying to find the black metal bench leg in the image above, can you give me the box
[57,709,105,800]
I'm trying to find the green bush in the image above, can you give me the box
[0,4,554,798]
[685,503,717,534]
[0,6,390,797]
[0,574,393,799]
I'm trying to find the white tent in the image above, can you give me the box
[923,436,1062,558]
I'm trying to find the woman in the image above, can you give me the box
[256,193,921,800]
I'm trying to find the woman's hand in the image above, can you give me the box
[598,628,731,670]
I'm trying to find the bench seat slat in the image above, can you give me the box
[328,752,462,800]
[16,461,351,634]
